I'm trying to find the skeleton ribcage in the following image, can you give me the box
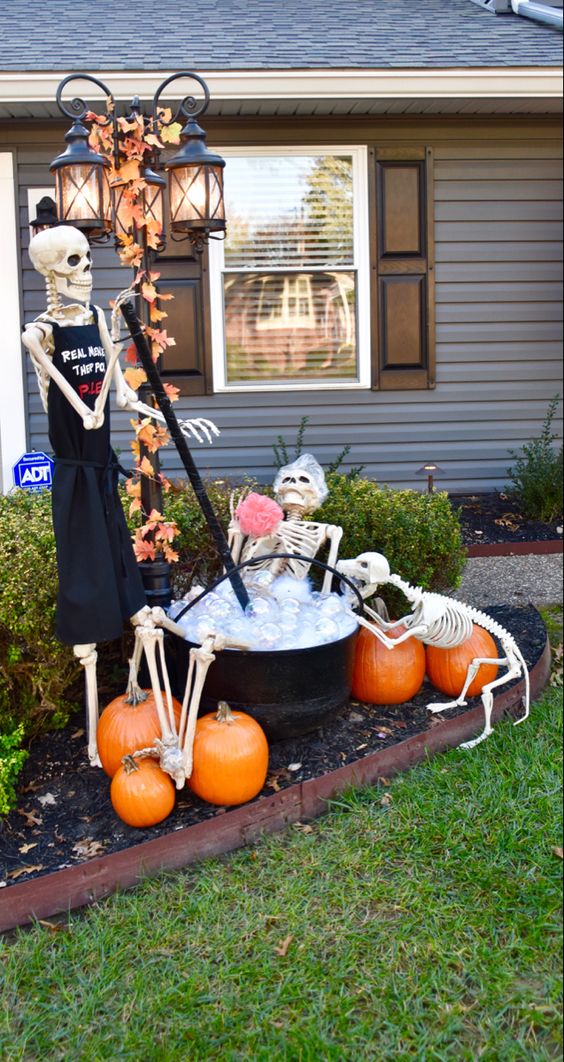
[240,522,326,580]
[422,599,475,648]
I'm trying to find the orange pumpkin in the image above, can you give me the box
[97,689,182,777]
[352,624,426,705]
[426,624,499,698]
[189,701,269,807]
[111,756,176,827]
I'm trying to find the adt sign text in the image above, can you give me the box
[13,451,54,491]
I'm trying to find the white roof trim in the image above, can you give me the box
[0,67,562,104]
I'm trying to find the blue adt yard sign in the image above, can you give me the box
[13,451,54,492]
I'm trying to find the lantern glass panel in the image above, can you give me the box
[56,163,112,235]
[143,182,165,236]
[169,164,225,231]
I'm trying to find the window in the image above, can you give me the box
[209,147,370,391]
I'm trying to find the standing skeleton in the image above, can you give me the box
[337,552,530,749]
[22,225,219,769]
[228,454,343,595]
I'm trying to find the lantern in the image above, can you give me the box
[30,196,59,235]
[165,116,225,245]
[113,164,166,245]
[50,118,112,239]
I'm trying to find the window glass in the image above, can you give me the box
[219,153,359,386]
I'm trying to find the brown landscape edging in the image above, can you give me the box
[0,638,552,933]
[466,540,562,558]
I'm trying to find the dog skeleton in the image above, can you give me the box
[337,552,530,749]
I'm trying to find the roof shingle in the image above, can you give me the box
[0,0,562,72]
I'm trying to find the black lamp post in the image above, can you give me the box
[50,72,227,606]
[30,195,60,235]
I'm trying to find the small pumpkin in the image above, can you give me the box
[111,755,176,828]
[189,701,269,807]
[97,689,182,778]
[426,624,499,698]
[352,624,426,705]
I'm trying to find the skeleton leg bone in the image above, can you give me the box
[426,657,508,714]
[182,638,218,779]
[74,643,100,767]
[459,662,522,749]
[135,624,177,744]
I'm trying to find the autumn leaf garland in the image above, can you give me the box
[88,104,183,562]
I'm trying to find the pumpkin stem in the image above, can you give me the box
[122,754,141,775]
[125,678,149,707]
[216,701,236,725]
[373,597,391,622]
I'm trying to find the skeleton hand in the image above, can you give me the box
[178,418,220,444]
[83,410,105,431]
[127,400,219,445]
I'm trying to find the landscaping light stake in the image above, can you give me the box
[120,299,250,613]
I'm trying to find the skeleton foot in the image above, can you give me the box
[426,699,465,714]
[459,731,491,751]
[514,696,530,726]
[74,643,101,767]
[460,691,494,750]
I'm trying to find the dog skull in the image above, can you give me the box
[273,453,329,515]
[337,552,392,589]
[28,226,93,304]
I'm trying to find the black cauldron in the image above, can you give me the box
[165,627,359,741]
[164,552,364,741]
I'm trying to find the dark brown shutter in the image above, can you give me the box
[154,244,213,397]
[370,147,435,390]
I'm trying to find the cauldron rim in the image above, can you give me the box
[175,624,359,658]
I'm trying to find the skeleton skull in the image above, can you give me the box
[337,552,391,589]
[273,453,328,515]
[28,226,93,304]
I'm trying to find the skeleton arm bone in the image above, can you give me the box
[22,325,104,430]
[356,613,430,648]
[98,304,220,444]
[362,602,409,631]
[322,525,343,595]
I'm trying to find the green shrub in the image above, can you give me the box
[317,475,466,609]
[506,395,563,522]
[0,490,80,741]
[0,725,27,815]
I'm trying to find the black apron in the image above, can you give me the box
[47,310,146,645]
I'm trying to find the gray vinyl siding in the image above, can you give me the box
[18,133,563,493]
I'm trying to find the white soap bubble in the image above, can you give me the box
[315,617,340,643]
[246,596,273,620]
[207,597,234,620]
[279,613,299,633]
[279,597,302,615]
[252,570,275,589]
[259,623,283,647]
[320,594,345,617]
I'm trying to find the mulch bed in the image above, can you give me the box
[0,604,547,891]
[451,492,562,547]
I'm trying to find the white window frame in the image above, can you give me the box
[208,145,371,393]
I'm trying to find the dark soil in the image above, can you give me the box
[0,605,546,891]
[451,492,563,547]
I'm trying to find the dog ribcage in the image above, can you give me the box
[406,592,518,657]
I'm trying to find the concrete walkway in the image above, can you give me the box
[454,552,563,608]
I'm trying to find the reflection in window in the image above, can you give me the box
[219,153,359,385]
[225,272,356,381]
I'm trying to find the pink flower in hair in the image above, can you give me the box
[236,492,284,537]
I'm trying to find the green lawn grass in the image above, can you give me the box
[1,647,562,1060]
